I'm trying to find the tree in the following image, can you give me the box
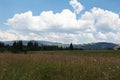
[0,42,5,52]
[12,41,18,53]
[0,42,4,48]
[69,43,73,50]
[17,41,23,51]
[11,41,24,53]
[27,41,34,50]
[22,46,28,54]
[33,42,39,50]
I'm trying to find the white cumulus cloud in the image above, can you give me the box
[0,30,29,41]
[97,32,107,40]
[69,0,84,14]
[4,3,120,44]
[81,7,120,33]
[6,9,80,31]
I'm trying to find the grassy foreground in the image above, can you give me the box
[0,50,120,80]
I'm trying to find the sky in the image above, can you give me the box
[0,0,120,44]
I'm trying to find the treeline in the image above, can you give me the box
[0,41,75,53]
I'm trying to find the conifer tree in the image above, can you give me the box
[69,43,73,50]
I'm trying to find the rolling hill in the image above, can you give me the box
[2,41,118,50]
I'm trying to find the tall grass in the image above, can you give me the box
[0,50,120,80]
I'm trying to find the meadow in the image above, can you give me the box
[0,50,120,80]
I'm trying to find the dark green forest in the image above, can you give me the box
[0,41,75,53]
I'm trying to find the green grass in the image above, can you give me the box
[29,50,120,57]
[0,50,120,80]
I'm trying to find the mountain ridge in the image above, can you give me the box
[1,40,118,50]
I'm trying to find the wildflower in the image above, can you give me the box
[112,69,115,72]
[102,72,105,75]
[3,68,7,71]
[116,66,119,69]
[93,59,97,62]
[109,67,112,70]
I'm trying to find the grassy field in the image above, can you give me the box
[0,50,120,80]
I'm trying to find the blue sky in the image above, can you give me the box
[0,0,120,44]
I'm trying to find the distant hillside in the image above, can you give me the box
[3,40,69,48]
[74,42,117,50]
[3,40,61,46]
[2,41,118,50]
